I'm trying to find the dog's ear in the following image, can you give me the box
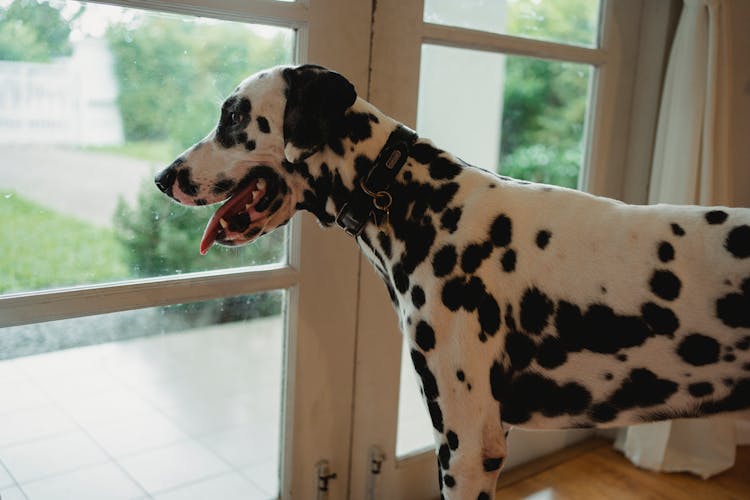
[282,65,357,163]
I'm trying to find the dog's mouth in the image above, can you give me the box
[200,168,282,254]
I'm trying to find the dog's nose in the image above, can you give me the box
[154,168,176,194]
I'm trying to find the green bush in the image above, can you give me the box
[0,0,80,62]
[107,17,291,150]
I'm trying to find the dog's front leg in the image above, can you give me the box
[433,405,507,500]
[409,342,507,500]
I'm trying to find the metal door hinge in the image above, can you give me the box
[316,460,337,500]
[366,445,386,500]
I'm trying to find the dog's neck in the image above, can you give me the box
[290,98,467,290]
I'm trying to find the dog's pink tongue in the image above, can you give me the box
[200,222,218,255]
[199,180,260,255]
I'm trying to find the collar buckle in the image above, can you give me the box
[336,125,417,237]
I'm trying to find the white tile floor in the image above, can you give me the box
[0,315,432,500]
[0,317,283,500]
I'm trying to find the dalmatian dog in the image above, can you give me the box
[154,65,750,500]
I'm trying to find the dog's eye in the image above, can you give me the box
[230,112,240,125]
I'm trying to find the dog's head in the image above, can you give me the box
[154,64,357,254]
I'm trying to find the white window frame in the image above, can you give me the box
[0,1,373,498]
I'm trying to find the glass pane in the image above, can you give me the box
[0,0,294,294]
[0,291,284,499]
[397,44,593,456]
[396,338,434,458]
[417,44,591,187]
[424,0,601,47]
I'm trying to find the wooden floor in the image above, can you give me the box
[495,439,750,499]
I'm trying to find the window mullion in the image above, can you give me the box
[0,265,299,328]
[422,22,606,66]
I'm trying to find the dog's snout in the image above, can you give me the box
[154,167,176,194]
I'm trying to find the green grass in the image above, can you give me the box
[0,191,128,293]
[84,140,178,163]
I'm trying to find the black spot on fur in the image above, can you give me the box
[671,223,685,236]
[411,142,441,164]
[490,214,512,247]
[344,112,372,142]
[736,336,750,351]
[441,277,464,311]
[688,382,714,397]
[725,225,750,258]
[590,368,678,423]
[478,293,501,336]
[536,230,551,249]
[657,241,675,263]
[411,349,439,401]
[699,378,750,415]
[443,474,455,488]
[556,302,652,354]
[447,430,459,450]
[433,245,457,277]
[705,210,728,224]
[677,334,721,366]
[377,232,392,259]
[641,302,679,337]
[477,493,490,500]
[456,370,465,382]
[428,400,444,432]
[716,277,750,328]
[440,207,462,233]
[256,116,270,133]
[412,286,426,309]
[212,179,235,195]
[501,373,592,424]
[439,443,450,469]
[415,321,436,351]
[520,288,554,334]
[501,249,516,272]
[461,241,494,273]
[536,336,567,369]
[483,457,503,472]
[176,169,198,197]
[506,332,536,371]
[429,157,462,180]
[392,263,409,294]
[724,353,736,362]
[216,96,252,148]
[649,270,682,301]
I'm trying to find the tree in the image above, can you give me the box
[0,0,80,62]
[107,17,290,151]
[498,0,597,187]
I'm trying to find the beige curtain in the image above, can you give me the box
[616,0,747,478]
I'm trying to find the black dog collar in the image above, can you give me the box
[336,125,418,237]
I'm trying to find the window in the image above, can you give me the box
[1,0,663,498]
[0,0,370,498]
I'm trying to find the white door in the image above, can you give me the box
[0,0,370,498]
[348,1,667,498]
